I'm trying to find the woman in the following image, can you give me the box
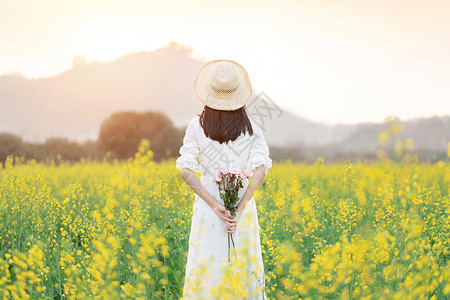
[176,60,272,299]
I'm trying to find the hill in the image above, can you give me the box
[0,41,448,152]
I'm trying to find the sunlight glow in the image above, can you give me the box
[0,0,449,124]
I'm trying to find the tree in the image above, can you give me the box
[0,132,23,166]
[42,137,84,161]
[98,110,183,160]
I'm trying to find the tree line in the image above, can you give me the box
[0,111,184,167]
[1,111,448,167]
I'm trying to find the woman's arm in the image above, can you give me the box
[236,164,266,214]
[180,168,228,221]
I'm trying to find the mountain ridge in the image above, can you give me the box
[0,41,448,151]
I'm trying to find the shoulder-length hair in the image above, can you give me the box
[198,105,254,144]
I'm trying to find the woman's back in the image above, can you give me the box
[176,115,272,199]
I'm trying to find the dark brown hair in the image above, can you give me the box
[198,105,254,144]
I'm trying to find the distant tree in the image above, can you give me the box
[42,137,84,161]
[20,141,46,161]
[0,132,24,166]
[79,140,105,158]
[99,110,183,160]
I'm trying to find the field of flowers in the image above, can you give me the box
[0,142,449,299]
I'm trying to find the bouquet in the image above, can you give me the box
[215,166,253,263]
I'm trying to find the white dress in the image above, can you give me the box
[176,115,272,300]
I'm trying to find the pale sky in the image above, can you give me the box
[1,0,450,125]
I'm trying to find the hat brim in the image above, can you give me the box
[193,59,253,111]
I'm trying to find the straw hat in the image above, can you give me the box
[193,59,252,111]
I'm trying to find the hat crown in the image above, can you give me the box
[193,59,252,111]
[209,61,239,89]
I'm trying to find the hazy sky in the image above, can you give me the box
[1,0,450,125]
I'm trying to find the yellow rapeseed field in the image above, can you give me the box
[0,143,449,299]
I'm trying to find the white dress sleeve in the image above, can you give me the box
[176,118,201,172]
[247,123,273,172]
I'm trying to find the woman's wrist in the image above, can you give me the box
[237,200,246,214]
[208,196,220,210]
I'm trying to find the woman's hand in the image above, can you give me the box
[212,203,228,222]
[225,209,242,233]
